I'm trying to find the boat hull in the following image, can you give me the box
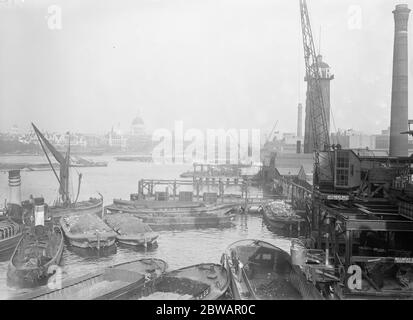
[105,204,235,231]
[141,215,235,231]
[7,225,64,288]
[262,206,303,236]
[224,239,311,300]
[60,215,117,250]
[0,219,23,255]
[66,237,116,249]
[117,234,158,246]
[0,232,23,256]
[103,213,159,247]
[50,198,103,221]
[12,258,168,300]
[112,199,235,214]
[120,263,230,300]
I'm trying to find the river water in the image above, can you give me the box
[0,155,292,299]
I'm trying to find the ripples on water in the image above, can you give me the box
[0,156,292,299]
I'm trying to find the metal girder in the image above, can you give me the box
[319,202,413,232]
[346,219,413,232]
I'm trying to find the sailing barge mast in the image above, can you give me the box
[32,123,73,206]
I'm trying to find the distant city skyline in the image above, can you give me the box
[0,0,412,135]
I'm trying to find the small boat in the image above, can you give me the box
[60,213,117,249]
[180,171,194,178]
[122,263,230,300]
[262,202,304,236]
[222,240,303,300]
[245,205,264,215]
[70,156,108,168]
[115,155,152,162]
[12,258,168,300]
[7,221,64,288]
[0,218,23,256]
[103,213,158,247]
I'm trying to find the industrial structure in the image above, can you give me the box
[297,103,303,138]
[274,2,413,299]
[390,4,411,157]
[303,54,334,154]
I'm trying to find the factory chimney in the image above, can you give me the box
[297,103,303,138]
[389,4,410,157]
[8,170,21,205]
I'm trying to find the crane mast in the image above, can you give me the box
[299,0,334,188]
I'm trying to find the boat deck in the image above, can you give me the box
[130,263,228,300]
[251,266,301,300]
[14,259,167,300]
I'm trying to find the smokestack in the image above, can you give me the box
[34,197,45,227]
[8,170,21,205]
[297,103,303,138]
[296,140,302,154]
[389,4,410,157]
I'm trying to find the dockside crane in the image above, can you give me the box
[299,0,334,189]
[265,120,279,144]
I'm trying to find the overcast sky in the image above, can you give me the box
[0,0,412,135]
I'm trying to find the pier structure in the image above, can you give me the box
[136,178,278,210]
[138,178,248,201]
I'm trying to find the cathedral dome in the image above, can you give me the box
[132,116,144,126]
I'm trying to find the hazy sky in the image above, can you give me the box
[0,0,412,135]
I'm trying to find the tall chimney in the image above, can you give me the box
[8,170,21,205]
[389,4,410,157]
[34,197,45,227]
[297,103,303,138]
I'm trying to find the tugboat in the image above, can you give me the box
[7,197,64,288]
[31,123,103,221]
